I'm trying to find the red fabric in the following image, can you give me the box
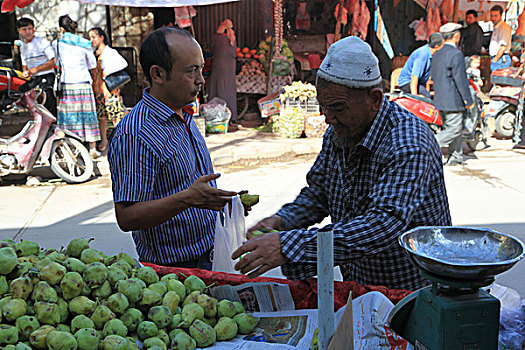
[308,54,322,69]
[142,263,413,310]
[1,0,34,12]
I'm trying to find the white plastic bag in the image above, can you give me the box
[212,195,245,273]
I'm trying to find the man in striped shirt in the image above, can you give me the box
[232,37,451,291]
[108,27,239,269]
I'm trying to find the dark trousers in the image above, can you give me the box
[437,111,465,163]
[400,83,431,98]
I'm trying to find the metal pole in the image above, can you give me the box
[106,5,113,46]
[317,228,334,350]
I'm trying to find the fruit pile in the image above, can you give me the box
[280,81,317,103]
[235,47,259,60]
[276,106,304,139]
[237,60,266,77]
[257,37,294,76]
[0,238,258,349]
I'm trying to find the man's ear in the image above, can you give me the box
[149,65,165,85]
[369,87,384,112]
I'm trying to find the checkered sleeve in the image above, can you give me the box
[279,144,433,281]
[276,135,331,230]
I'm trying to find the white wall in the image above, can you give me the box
[16,0,107,41]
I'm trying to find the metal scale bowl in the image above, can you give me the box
[388,226,525,350]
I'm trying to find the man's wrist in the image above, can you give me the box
[174,189,193,210]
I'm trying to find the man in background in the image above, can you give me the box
[489,5,512,72]
[461,10,484,58]
[398,33,444,97]
[17,17,57,116]
[431,23,474,166]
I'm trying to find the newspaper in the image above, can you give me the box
[210,282,296,313]
[202,291,412,350]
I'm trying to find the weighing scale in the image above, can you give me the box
[388,227,525,350]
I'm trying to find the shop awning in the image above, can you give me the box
[1,0,237,13]
[75,0,237,6]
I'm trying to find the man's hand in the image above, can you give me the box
[22,70,30,78]
[247,215,282,239]
[466,103,475,110]
[185,173,238,211]
[232,232,288,278]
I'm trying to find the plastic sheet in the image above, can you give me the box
[201,97,231,123]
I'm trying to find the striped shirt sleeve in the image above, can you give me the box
[109,133,158,203]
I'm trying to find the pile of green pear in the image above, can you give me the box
[0,238,258,349]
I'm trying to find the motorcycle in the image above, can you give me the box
[386,74,489,152]
[0,67,94,183]
[486,67,523,138]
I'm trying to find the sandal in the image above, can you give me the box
[90,149,101,158]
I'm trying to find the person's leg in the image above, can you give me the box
[417,84,431,98]
[490,54,511,72]
[98,118,108,151]
[399,83,411,94]
[437,111,464,164]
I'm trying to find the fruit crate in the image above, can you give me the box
[283,97,320,114]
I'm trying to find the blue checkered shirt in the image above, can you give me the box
[277,98,451,290]
[108,90,216,265]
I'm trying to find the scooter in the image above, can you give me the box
[486,82,521,138]
[387,75,489,151]
[0,67,94,183]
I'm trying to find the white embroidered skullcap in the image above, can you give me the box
[439,22,462,34]
[317,36,382,88]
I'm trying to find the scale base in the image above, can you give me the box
[389,286,500,350]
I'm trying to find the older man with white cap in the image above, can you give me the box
[232,36,451,291]
[431,22,474,166]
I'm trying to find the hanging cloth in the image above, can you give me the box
[174,6,196,29]
[296,2,311,31]
[216,19,236,46]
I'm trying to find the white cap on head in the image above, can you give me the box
[317,36,382,88]
[439,22,462,34]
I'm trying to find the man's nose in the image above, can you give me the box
[196,71,205,86]
[323,112,336,125]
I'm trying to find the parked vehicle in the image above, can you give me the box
[387,75,489,151]
[0,67,93,183]
[486,85,520,138]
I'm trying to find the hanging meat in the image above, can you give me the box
[427,0,441,37]
[350,0,370,40]
[440,0,454,24]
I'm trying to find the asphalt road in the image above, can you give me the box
[0,136,524,295]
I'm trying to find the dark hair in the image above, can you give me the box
[89,27,109,46]
[428,32,443,48]
[466,10,478,17]
[59,15,78,33]
[491,5,503,14]
[139,27,194,84]
[17,17,34,29]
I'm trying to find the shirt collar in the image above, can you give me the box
[142,88,194,122]
[445,42,456,47]
[358,97,390,152]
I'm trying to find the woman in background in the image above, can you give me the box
[54,15,100,157]
[88,27,128,152]
[207,19,237,122]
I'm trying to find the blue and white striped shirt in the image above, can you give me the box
[108,89,216,265]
